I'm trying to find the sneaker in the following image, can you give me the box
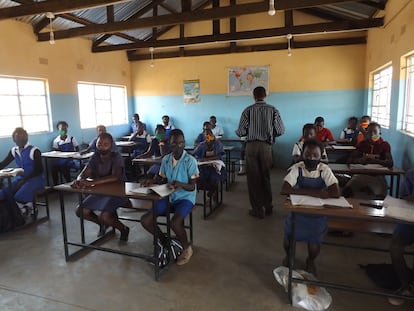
[170,238,183,261]
[119,226,130,241]
[176,245,193,266]
[388,286,413,306]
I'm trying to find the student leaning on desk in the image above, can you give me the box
[71,133,130,241]
[281,138,340,276]
[343,122,393,199]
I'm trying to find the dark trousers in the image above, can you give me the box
[245,141,273,215]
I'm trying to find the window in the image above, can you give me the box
[77,82,127,129]
[369,65,393,128]
[402,54,414,134]
[0,76,51,137]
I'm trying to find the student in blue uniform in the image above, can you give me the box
[388,169,414,305]
[51,121,79,185]
[193,129,226,197]
[141,129,199,266]
[131,113,146,133]
[281,138,340,275]
[71,133,130,241]
[162,115,175,138]
[194,121,211,146]
[337,116,358,144]
[129,121,151,157]
[79,125,116,154]
[0,127,45,215]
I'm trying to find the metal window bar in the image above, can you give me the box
[403,56,414,133]
[370,66,392,128]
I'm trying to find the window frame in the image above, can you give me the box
[402,53,414,135]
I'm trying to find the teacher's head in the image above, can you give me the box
[253,86,266,101]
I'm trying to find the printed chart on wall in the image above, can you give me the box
[228,66,269,96]
[183,79,200,103]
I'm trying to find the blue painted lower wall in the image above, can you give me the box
[134,89,366,168]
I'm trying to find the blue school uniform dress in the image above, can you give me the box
[393,169,414,243]
[193,140,226,184]
[52,135,79,168]
[2,145,45,203]
[151,151,199,218]
[80,152,128,215]
[284,164,337,244]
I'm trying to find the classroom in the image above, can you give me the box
[0,0,413,310]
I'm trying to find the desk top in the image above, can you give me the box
[0,168,23,178]
[132,157,162,165]
[185,145,235,151]
[115,141,137,147]
[41,151,94,159]
[54,181,167,200]
[329,163,404,175]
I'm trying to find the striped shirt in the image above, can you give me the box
[236,100,285,143]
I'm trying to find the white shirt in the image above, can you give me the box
[284,162,338,188]
[212,125,224,137]
[291,141,328,159]
[52,135,79,149]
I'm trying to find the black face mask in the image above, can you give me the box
[304,159,320,170]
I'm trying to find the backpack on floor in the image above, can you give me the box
[0,198,25,233]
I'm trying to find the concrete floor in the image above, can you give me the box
[0,169,413,311]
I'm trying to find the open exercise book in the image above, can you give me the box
[384,195,414,222]
[290,194,353,209]
[128,183,175,197]
[349,164,390,170]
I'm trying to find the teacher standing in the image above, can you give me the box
[236,86,285,219]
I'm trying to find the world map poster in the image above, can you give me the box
[228,66,269,96]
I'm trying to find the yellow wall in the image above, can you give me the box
[0,19,131,94]
[366,0,414,78]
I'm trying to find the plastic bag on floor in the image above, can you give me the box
[273,266,332,311]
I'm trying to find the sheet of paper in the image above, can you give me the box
[290,194,352,208]
[349,164,389,170]
[150,184,175,197]
[384,195,414,222]
[332,145,356,150]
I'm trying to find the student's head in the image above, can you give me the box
[96,125,107,135]
[202,121,211,131]
[169,129,185,158]
[302,123,317,140]
[12,127,28,148]
[253,86,266,101]
[96,133,114,156]
[155,124,166,140]
[162,115,170,126]
[360,115,371,129]
[348,116,358,130]
[56,121,69,136]
[132,113,140,124]
[209,116,217,127]
[314,117,324,130]
[367,122,381,142]
[302,139,324,170]
[204,129,215,144]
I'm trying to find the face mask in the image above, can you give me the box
[304,159,320,170]
[59,130,66,136]
[205,134,215,142]
[371,134,381,142]
[156,133,165,141]
[360,122,369,129]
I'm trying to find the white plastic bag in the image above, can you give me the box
[273,266,332,311]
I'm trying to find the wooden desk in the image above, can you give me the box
[284,198,414,304]
[0,168,23,189]
[41,151,94,186]
[329,163,405,196]
[54,181,173,280]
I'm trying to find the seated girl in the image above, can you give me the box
[71,133,130,241]
[194,121,211,146]
[0,127,45,216]
[193,129,226,197]
[281,138,340,275]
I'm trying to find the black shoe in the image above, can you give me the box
[156,240,170,268]
[248,210,264,219]
[120,226,130,241]
[97,224,108,237]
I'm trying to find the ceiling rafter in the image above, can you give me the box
[92,18,383,52]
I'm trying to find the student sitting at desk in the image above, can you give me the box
[141,129,199,266]
[337,116,358,144]
[343,122,393,199]
[129,121,151,157]
[79,125,116,154]
[356,115,371,145]
[131,113,146,133]
[292,123,328,164]
[281,138,340,275]
[162,115,175,138]
[388,169,414,305]
[210,115,224,138]
[314,116,334,143]
[135,125,170,178]
[51,121,79,185]
[194,121,211,146]
[0,127,45,216]
[193,129,226,198]
[71,133,130,241]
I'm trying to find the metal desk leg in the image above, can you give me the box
[79,194,86,244]
[44,157,50,186]
[390,175,395,197]
[58,191,69,261]
[152,200,160,281]
[396,174,401,197]
[288,212,296,305]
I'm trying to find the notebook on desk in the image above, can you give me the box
[383,195,414,222]
[290,194,353,209]
[128,183,174,197]
[349,164,390,170]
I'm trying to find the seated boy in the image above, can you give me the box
[129,121,151,157]
[337,116,358,144]
[344,122,393,198]
[0,127,45,216]
[314,116,334,143]
[131,113,146,133]
[194,121,211,146]
[356,115,371,145]
[140,129,199,266]
[292,123,328,164]
[210,115,224,138]
[388,169,414,305]
[193,129,226,197]
[282,138,340,275]
[80,125,116,154]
